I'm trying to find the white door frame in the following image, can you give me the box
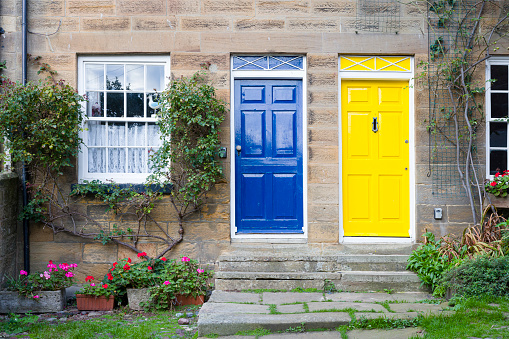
[230,56,308,243]
[338,56,416,244]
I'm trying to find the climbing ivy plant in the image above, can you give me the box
[0,68,226,259]
[421,0,509,223]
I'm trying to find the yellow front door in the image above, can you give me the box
[342,80,410,237]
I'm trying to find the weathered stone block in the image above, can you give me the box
[180,17,230,31]
[117,0,166,15]
[83,243,118,263]
[308,107,338,126]
[202,0,255,15]
[308,128,338,145]
[29,225,54,242]
[28,18,79,32]
[308,204,339,222]
[201,204,230,221]
[168,0,200,14]
[81,18,130,31]
[308,164,339,183]
[307,54,337,70]
[308,145,338,163]
[184,222,230,242]
[74,263,112,282]
[171,53,229,71]
[447,205,475,223]
[30,242,83,265]
[28,0,64,16]
[322,33,427,54]
[127,288,150,310]
[235,19,285,31]
[308,184,339,204]
[308,72,338,87]
[133,17,176,31]
[0,290,65,313]
[0,16,17,32]
[312,0,356,14]
[257,0,310,14]
[308,90,338,106]
[66,0,115,15]
[288,19,340,31]
[308,222,340,243]
[174,32,201,52]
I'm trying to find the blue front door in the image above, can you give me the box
[234,79,303,234]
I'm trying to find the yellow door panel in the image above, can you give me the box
[342,80,409,237]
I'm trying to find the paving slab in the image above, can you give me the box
[208,291,261,304]
[199,302,270,315]
[263,292,325,305]
[277,304,306,313]
[389,303,447,313]
[347,328,425,339]
[389,292,434,302]
[354,312,420,320]
[325,292,393,303]
[198,312,351,336]
[307,301,387,313]
[264,332,342,338]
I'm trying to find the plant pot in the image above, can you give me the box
[127,288,151,310]
[0,289,66,314]
[76,294,114,311]
[486,194,509,209]
[175,294,204,305]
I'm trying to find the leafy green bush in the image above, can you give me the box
[440,255,509,298]
[407,232,455,296]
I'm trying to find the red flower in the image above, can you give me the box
[491,181,497,187]
[160,257,167,262]
[127,258,131,263]
[102,284,108,289]
[495,172,500,177]
[147,266,152,271]
[113,262,118,267]
[123,264,130,271]
[107,273,113,280]
[85,276,94,282]
[137,252,147,258]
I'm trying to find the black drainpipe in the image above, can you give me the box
[22,0,30,273]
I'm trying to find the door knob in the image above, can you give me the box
[236,145,241,156]
[372,117,378,133]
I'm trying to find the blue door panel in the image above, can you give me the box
[235,79,303,234]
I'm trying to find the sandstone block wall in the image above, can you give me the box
[0,0,502,280]
[0,172,20,286]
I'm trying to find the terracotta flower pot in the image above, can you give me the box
[175,294,204,305]
[76,294,115,311]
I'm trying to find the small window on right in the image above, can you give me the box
[487,60,509,176]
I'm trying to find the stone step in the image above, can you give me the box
[214,271,426,292]
[218,254,410,272]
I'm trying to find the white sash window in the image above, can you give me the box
[78,56,170,183]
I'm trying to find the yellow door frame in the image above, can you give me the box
[338,56,415,243]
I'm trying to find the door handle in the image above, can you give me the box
[372,117,378,133]
[236,145,242,156]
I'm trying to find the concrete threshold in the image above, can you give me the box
[197,291,448,337]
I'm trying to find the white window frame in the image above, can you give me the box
[77,55,170,184]
[486,58,509,179]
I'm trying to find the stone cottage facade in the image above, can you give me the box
[1,0,508,284]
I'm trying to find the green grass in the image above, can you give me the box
[0,309,197,339]
[234,328,272,337]
[268,304,280,314]
[241,289,287,293]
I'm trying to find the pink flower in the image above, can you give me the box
[65,271,74,278]
[197,269,204,274]
[181,257,190,262]
[47,261,57,269]
[70,263,78,268]
[43,271,51,280]
[163,281,170,285]
[20,270,28,275]
[33,295,39,299]
[90,283,95,287]
[59,263,70,271]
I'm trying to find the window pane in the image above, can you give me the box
[491,65,508,90]
[88,121,106,146]
[146,65,165,91]
[85,64,104,90]
[146,95,159,118]
[126,93,145,118]
[87,92,104,117]
[106,64,124,90]
[106,93,124,117]
[128,148,147,173]
[490,122,507,147]
[148,147,159,173]
[147,123,161,146]
[88,148,106,173]
[491,93,508,118]
[108,122,126,146]
[490,150,507,175]
[126,64,144,91]
[108,148,126,173]
[128,122,146,146]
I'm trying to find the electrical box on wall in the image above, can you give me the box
[434,208,443,220]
